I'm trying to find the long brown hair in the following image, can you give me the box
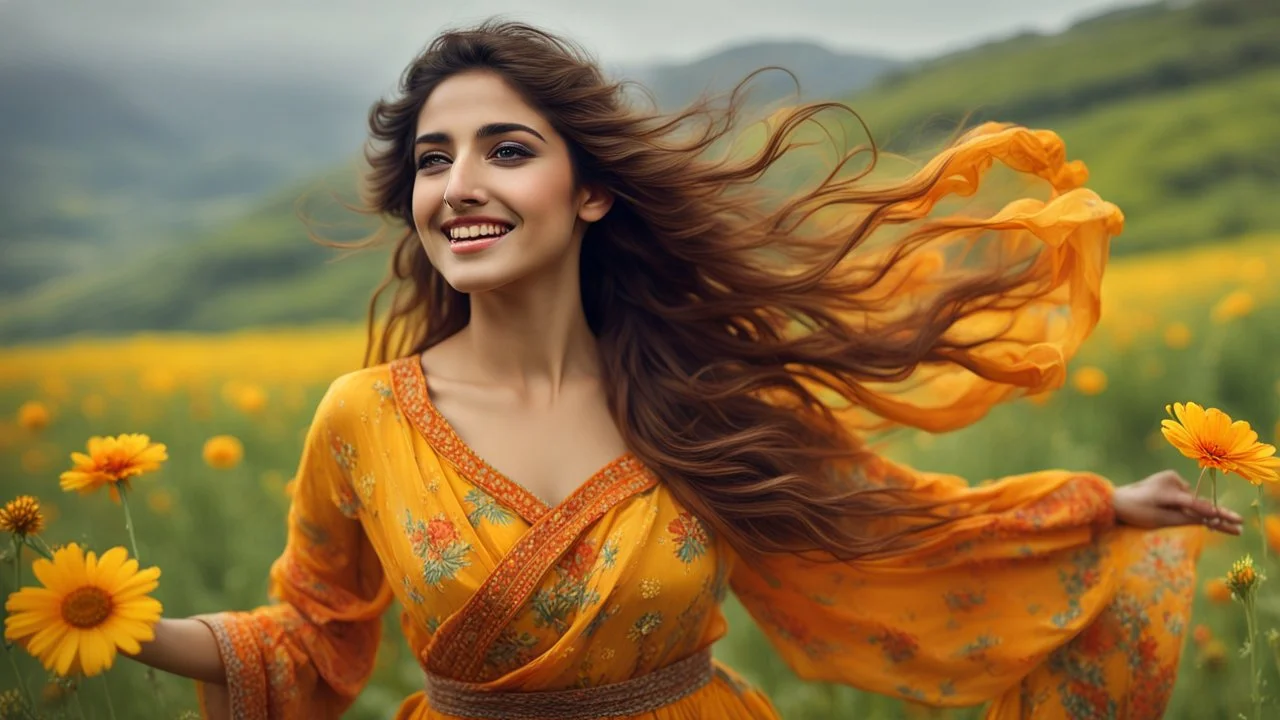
[354,19,1044,562]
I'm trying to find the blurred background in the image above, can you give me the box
[2,0,1278,717]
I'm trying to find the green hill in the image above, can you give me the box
[3,0,1277,343]
[842,0,1280,254]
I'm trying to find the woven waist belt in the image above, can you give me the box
[423,648,714,719]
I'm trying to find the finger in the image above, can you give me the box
[1169,495,1243,524]
[1174,512,1244,535]
[1159,508,1243,534]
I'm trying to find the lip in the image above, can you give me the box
[448,229,510,255]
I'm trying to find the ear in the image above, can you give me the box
[576,183,614,223]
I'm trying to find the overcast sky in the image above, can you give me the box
[3,0,1154,89]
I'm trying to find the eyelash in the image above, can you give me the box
[416,144,533,170]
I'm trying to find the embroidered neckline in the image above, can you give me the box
[389,355,644,524]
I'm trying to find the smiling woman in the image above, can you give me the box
[126,17,1232,720]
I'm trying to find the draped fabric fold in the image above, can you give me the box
[728,455,1205,718]
[819,122,1122,433]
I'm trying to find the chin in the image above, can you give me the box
[437,264,523,295]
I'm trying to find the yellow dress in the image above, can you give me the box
[194,124,1204,720]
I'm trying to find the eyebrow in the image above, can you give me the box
[414,122,547,146]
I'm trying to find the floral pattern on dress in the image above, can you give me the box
[333,481,361,519]
[465,487,514,527]
[403,509,472,589]
[485,629,540,674]
[401,576,424,605]
[869,625,920,664]
[667,511,709,565]
[530,540,603,632]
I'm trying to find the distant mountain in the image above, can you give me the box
[607,41,905,112]
[0,38,897,306]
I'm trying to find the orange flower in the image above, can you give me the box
[203,435,244,469]
[0,496,45,537]
[1225,555,1260,599]
[1204,578,1232,604]
[1266,515,1280,557]
[59,434,168,503]
[1161,403,1280,486]
[17,401,51,432]
[1071,367,1107,395]
[1192,624,1212,646]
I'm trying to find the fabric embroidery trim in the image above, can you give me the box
[426,462,657,680]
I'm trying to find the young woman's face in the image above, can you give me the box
[410,70,611,294]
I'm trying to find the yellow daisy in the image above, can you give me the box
[59,434,168,502]
[0,495,45,537]
[1161,402,1280,486]
[4,544,162,677]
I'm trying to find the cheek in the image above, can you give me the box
[409,180,435,232]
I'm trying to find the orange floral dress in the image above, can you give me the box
[193,124,1204,720]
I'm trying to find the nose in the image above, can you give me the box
[441,153,488,210]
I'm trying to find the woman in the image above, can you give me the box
[133,19,1242,720]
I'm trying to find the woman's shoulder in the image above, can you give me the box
[312,360,401,426]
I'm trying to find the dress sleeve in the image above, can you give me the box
[195,375,394,720]
[728,454,1206,716]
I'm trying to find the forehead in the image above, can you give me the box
[416,71,547,134]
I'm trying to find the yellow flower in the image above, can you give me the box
[203,435,244,469]
[17,401,51,432]
[1162,322,1192,349]
[1211,289,1254,324]
[1161,402,1280,486]
[1071,366,1108,395]
[59,434,168,503]
[0,495,45,537]
[4,544,162,677]
[1226,555,1261,599]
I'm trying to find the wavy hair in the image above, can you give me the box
[351,19,1062,563]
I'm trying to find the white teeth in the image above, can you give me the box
[447,223,511,241]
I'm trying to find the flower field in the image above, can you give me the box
[2,233,1279,719]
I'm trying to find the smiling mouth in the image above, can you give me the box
[446,225,514,245]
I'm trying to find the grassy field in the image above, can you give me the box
[2,233,1279,719]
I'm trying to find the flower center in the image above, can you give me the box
[61,586,113,628]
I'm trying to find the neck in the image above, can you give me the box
[461,255,599,395]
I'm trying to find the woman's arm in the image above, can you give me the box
[129,617,227,685]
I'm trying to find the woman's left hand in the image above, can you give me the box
[1113,469,1244,535]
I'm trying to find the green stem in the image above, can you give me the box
[1210,468,1219,512]
[1246,594,1262,720]
[1258,484,1268,566]
[101,675,118,720]
[1192,466,1209,501]
[118,487,141,564]
[21,536,52,561]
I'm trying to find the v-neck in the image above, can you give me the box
[389,355,643,524]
